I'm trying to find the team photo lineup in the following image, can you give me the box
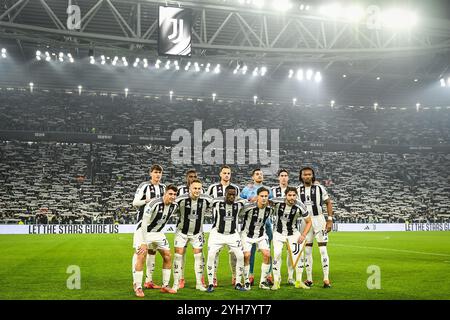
[1,0,450,306]
[131,164,333,297]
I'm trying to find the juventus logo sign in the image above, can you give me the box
[158,6,192,56]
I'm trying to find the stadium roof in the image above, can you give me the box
[1,0,450,105]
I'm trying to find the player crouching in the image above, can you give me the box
[132,185,179,297]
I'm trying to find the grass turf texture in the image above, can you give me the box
[0,231,449,300]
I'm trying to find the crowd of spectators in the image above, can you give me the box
[1,140,449,225]
[1,88,449,145]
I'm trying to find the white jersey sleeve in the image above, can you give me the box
[133,182,148,208]
[319,185,329,201]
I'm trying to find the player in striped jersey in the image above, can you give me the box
[271,169,295,284]
[131,164,166,290]
[132,185,178,297]
[241,187,274,290]
[240,168,274,286]
[206,185,247,292]
[271,169,289,198]
[176,169,202,288]
[206,165,241,287]
[172,179,213,292]
[298,167,334,288]
[177,169,199,196]
[270,187,312,290]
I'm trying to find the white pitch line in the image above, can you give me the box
[333,243,450,257]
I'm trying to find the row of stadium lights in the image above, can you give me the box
[289,69,322,82]
[222,1,418,29]
[24,82,427,111]
[5,49,442,86]
[34,50,277,77]
[36,50,74,63]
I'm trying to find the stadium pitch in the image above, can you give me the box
[0,231,449,300]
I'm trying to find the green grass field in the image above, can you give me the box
[0,231,449,300]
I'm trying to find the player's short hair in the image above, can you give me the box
[257,186,269,195]
[277,168,289,176]
[190,178,202,185]
[252,168,262,176]
[284,186,298,196]
[185,169,197,177]
[220,165,231,172]
[165,184,178,193]
[225,185,237,193]
[150,164,163,173]
[299,167,316,183]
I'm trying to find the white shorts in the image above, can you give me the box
[273,231,304,265]
[133,229,170,251]
[207,228,243,254]
[301,215,328,244]
[174,231,205,250]
[240,232,270,252]
[272,231,302,245]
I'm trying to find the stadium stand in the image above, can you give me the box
[1,89,449,145]
[1,140,449,225]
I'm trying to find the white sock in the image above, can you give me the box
[229,251,236,279]
[233,251,244,285]
[287,254,294,280]
[133,270,143,288]
[181,251,186,279]
[207,251,216,285]
[244,265,250,283]
[194,253,204,286]
[272,255,281,285]
[132,253,137,273]
[319,246,330,281]
[145,254,155,283]
[260,263,270,284]
[214,252,220,279]
[305,246,313,281]
[172,253,183,289]
[162,268,171,287]
[296,252,305,282]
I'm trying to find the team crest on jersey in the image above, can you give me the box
[157,214,167,224]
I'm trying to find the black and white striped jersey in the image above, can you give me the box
[241,203,274,239]
[177,185,204,196]
[271,186,287,198]
[211,197,246,235]
[174,194,213,236]
[133,182,166,227]
[140,198,178,233]
[297,184,329,216]
[207,183,241,198]
[271,197,309,236]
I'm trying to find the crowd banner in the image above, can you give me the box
[0,223,449,234]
